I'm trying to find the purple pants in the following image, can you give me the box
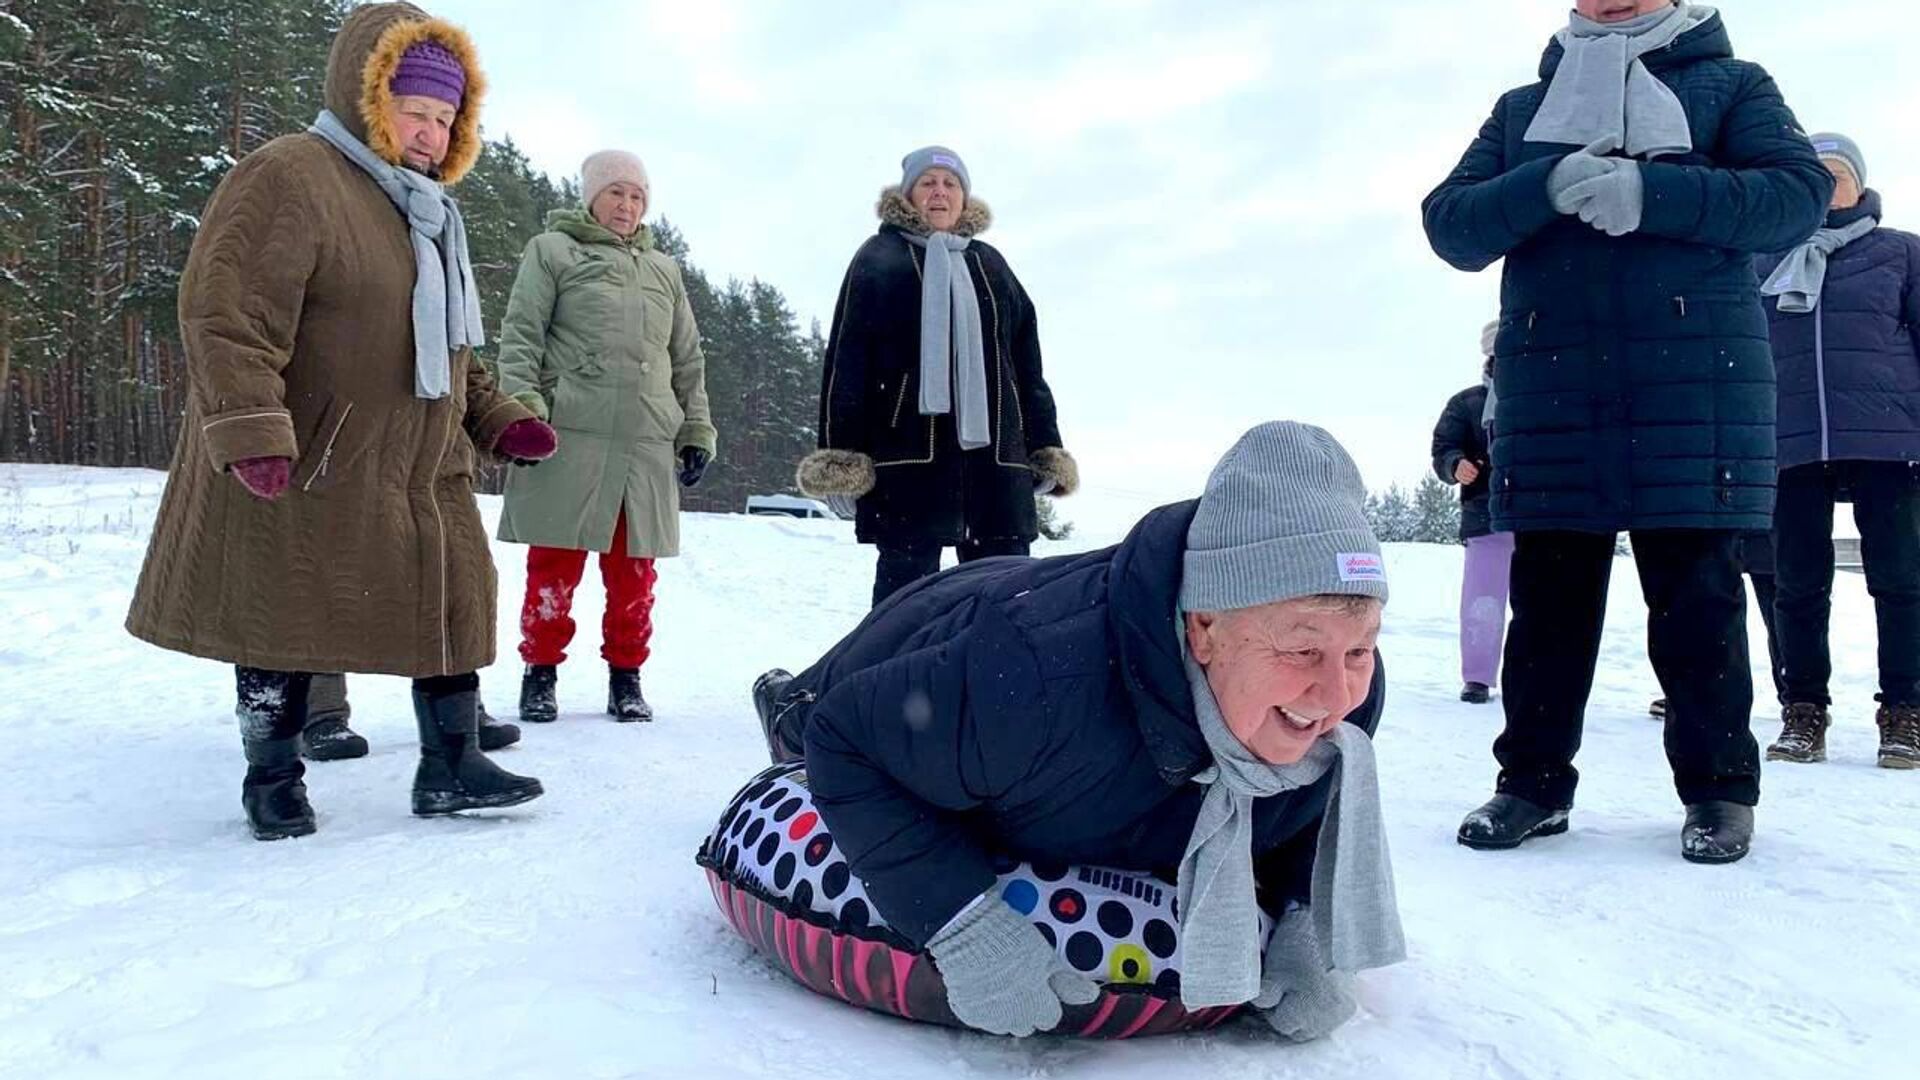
[1461,532,1515,685]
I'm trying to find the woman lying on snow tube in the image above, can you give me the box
[700,423,1406,1039]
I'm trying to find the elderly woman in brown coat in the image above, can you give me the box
[125,2,555,841]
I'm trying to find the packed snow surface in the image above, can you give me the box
[0,464,1908,1079]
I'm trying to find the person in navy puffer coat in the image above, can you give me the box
[1421,0,1832,865]
[1757,133,1920,771]
[753,423,1404,1041]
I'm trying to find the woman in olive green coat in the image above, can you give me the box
[494,150,717,725]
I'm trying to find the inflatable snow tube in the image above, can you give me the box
[696,762,1270,1037]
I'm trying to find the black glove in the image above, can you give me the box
[677,446,711,488]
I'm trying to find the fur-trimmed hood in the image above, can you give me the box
[323,2,487,186]
[876,186,992,238]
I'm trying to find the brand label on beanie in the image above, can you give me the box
[1337,553,1385,583]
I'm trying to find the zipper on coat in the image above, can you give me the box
[890,376,910,428]
[1815,300,1832,461]
[429,405,456,674]
[1673,296,1687,318]
[301,403,356,492]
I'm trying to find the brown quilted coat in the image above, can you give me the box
[125,3,533,677]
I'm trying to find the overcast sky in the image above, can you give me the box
[436,0,1913,537]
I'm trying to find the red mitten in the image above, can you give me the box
[231,456,291,500]
[497,418,558,464]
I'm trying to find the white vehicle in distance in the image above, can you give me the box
[744,494,842,520]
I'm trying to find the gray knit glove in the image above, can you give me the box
[1251,907,1359,1043]
[926,896,1101,1037]
[1562,159,1644,237]
[1546,137,1621,213]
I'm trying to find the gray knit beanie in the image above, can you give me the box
[901,145,971,196]
[1180,421,1387,613]
[1810,132,1865,190]
[1480,319,1500,358]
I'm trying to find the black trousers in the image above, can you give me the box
[1748,572,1786,704]
[1494,530,1760,809]
[1774,461,1920,707]
[871,537,1031,608]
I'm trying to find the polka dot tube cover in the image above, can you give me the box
[698,763,1275,996]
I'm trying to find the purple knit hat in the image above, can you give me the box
[390,41,466,109]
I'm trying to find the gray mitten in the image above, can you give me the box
[1546,137,1622,213]
[1252,907,1360,1043]
[926,896,1102,1037]
[1566,159,1644,236]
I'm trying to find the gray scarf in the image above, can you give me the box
[1175,648,1406,1009]
[901,232,990,450]
[309,110,484,400]
[1524,3,1716,160]
[1481,371,1498,432]
[1761,214,1878,313]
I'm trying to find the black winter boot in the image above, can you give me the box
[1681,801,1754,864]
[237,667,317,841]
[753,668,808,764]
[1457,794,1568,851]
[518,664,558,724]
[302,717,371,762]
[1460,682,1491,705]
[477,699,521,752]
[411,678,544,816]
[608,667,652,722]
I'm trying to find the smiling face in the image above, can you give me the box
[385,94,456,174]
[1575,0,1673,22]
[590,180,649,237]
[908,167,966,232]
[1184,596,1382,766]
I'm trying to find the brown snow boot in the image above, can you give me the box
[1766,702,1830,764]
[1877,703,1920,770]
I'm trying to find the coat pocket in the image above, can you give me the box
[293,397,358,494]
[640,283,673,346]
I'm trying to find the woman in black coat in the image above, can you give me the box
[797,146,1076,606]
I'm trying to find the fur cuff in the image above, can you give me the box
[1031,447,1079,497]
[797,449,875,499]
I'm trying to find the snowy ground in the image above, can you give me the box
[0,464,1908,1080]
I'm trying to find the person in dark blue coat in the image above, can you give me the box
[755,423,1404,1039]
[1421,0,1832,864]
[1758,133,1920,770]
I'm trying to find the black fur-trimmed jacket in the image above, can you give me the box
[813,190,1064,547]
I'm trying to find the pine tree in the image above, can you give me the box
[1413,473,1462,544]
[1035,494,1074,541]
[1370,484,1417,543]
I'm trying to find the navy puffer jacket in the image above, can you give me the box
[1422,13,1831,533]
[790,502,1387,947]
[1760,191,1920,470]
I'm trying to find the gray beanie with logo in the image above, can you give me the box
[901,145,971,195]
[1180,421,1388,613]
[1810,132,1865,190]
